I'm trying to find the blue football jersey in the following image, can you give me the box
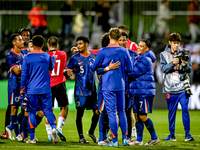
[20,50,55,95]
[21,48,29,55]
[67,52,97,96]
[6,49,28,93]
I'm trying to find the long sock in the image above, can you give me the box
[5,105,11,131]
[28,111,36,140]
[11,115,19,136]
[136,122,144,142]
[57,116,66,131]
[76,108,84,139]
[99,112,105,141]
[29,132,35,141]
[43,107,57,130]
[126,108,132,139]
[36,114,43,127]
[118,110,128,140]
[131,127,137,137]
[89,110,100,134]
[45,124,52,138]
[107,114,118,143]
[144,118,157,140]
[19,112,25,133]
[17,109,24,124]
[21,116,28,138]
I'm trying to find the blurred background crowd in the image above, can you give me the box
[0,0,199,84]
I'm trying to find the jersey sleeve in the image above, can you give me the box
[97,68,105,75]
[66,57,80,73]
[66,57,75,69]
[91,51,104,71]
[6,54,18,69]
[20,57,29,93]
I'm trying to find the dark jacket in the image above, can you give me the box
[129,50,156,96]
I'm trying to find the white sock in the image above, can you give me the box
[45,124,52,138]
[131,127,137,137]
[57,116,66,131]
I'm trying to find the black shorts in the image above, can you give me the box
[51,82,69,107]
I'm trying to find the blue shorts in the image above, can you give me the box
[132,95,154,114]
[27,93,52,112]
[75,94,98,110]
[125,94,132,109]
[8,79,20,105]
[8,91,20,105]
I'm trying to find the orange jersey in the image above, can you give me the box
[126,39,138,52]
[89,49,100,54]
[28,7,47,27]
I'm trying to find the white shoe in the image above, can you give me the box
[129,140,143,145]
[23,137,29,142]
[56,128,66,141]
[16,134,23,142]
[6,127,15,140]
[35,137,38,141]
[87,131,98,143]
[98,139,110,145]
[26,139,37,144]
[52,128,59,144]
[144,138,160,145]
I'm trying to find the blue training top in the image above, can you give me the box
[91,44,133,91]
[20,50,55,95]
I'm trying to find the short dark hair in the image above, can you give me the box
[118,25,129,34]
[18,28,32,38]
[32,35,44,47]
[48,36,58,48]
[9,33,20,45]
[109,28,122,41]
[76,36,89,44]
[121,31,129,39]
[141,39,151,48]
[168,33,181,42]
[101,32,110,48]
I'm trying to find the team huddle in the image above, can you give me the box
[1,25,194,146]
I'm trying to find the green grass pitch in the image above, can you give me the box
[0,109,199,150]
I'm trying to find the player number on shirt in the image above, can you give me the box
[140,101,143,108]
[80,66,84,74]
[51,60,60,76]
